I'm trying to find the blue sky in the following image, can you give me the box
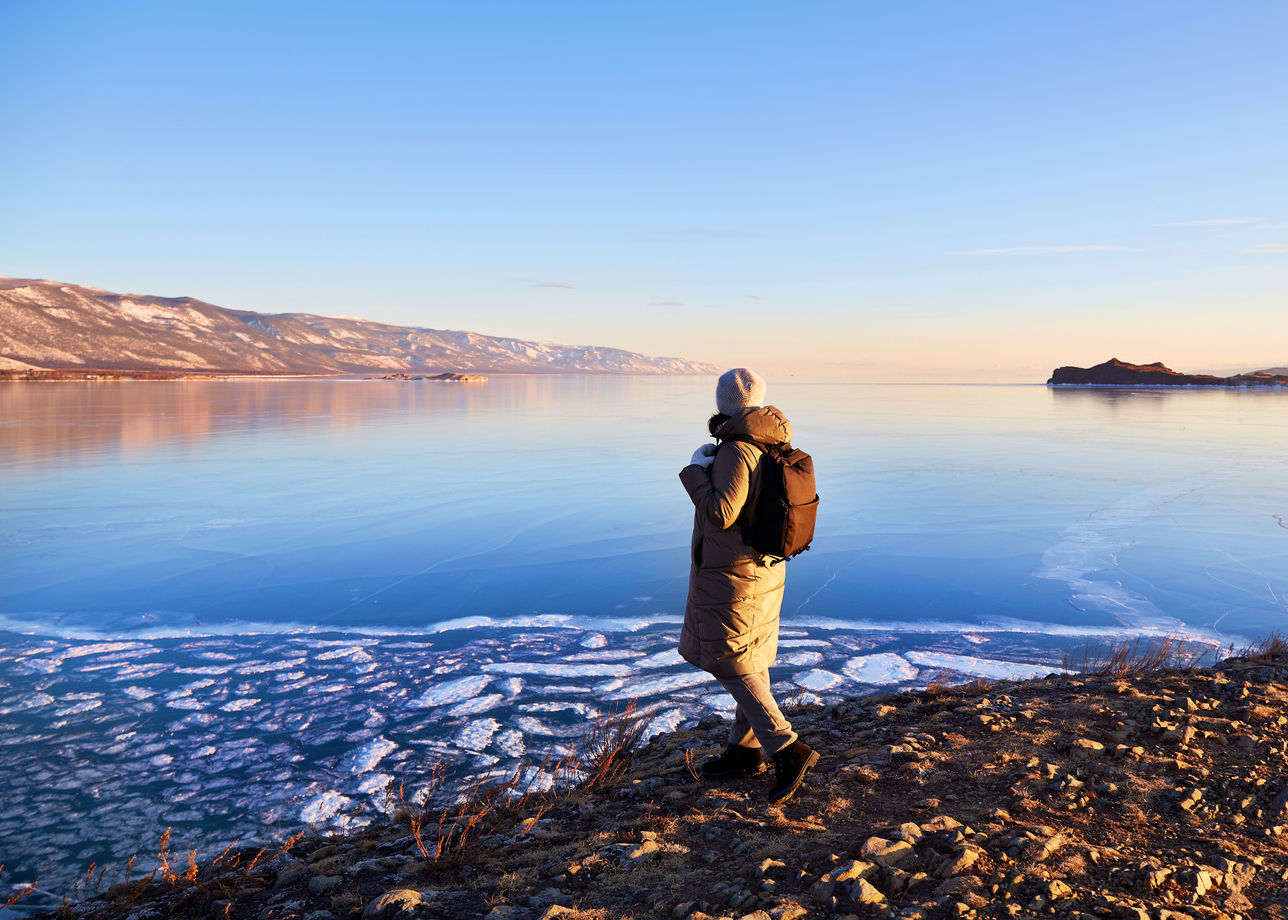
[2,1,1285,378]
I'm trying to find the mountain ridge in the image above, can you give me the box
[0,276,717,376]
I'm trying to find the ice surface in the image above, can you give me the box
[345,737,398,773]
[494,728,525,758]
[355,773,393,796]
[632,648,684,668]
[843,653,918,684]
[641,708,688,741]
[904,651,1064,681]
[777,650,824,667]
[53,697,102,716]
[448,693,504,716]
[600,670,711,700]
[520,701,597,716]
[795,669,842,691]
[412,674,492,707]
[300,790,351,824]
[481,661,633,677]
[456,719,501,752]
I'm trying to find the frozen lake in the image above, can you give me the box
[1,376,1285,903]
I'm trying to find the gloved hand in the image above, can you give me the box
[689,443,717,469]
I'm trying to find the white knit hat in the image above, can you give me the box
[716,367,766,416]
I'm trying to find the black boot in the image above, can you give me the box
[767,739,819,803]
[700,743,765,780]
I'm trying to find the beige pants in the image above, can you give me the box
[716,669,797,756]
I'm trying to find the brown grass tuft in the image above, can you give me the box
[1238,632,1288,662]
[156,828,178,885]
[1063,637,1211,677]
[580,701,646,790]
[2,863,39,909]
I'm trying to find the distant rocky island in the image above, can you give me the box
[379,372,487,382]
[0,276,717,378]
[1048,358,1288,388]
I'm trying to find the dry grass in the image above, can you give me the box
[1,863,41,909]
[580,701,647,790]
[1063,637,1212,677]
[922,671,997,699]
[328,889,364,916]
[1238,632,1288,662]
[396,700,648,869]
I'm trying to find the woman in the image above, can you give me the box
[678,367,819,804]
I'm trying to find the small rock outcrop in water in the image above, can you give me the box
[379,372,488,382]
[40,647,1288,920]
[1048,357,1288,387]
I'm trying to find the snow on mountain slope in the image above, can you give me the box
[0,277,716,375]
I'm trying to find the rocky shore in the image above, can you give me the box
[29,645,1288,920]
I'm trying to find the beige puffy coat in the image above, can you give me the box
[678,406,793,677]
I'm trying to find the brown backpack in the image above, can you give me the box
[719,435,819,563]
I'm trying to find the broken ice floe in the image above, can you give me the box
[842,652,919,684]
[0,614,1211,906]
[412,674,492,706]
[903,650,1065,681]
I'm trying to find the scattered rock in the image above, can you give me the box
[848,877,886,906]
[307,876,342,895]
[935,848,980,878]
[860,836,915,867]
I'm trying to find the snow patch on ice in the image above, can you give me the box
[355,773,393,796]
[843,653,918,684]
[456,718,500,752]
[600,670,710,700]
[777,650,824,667]
[345,737,398,773]
[482,661,632,678]
[795,669,842,691]
[448,693,504,716]
[631,648,683,669]
[904,651,1064,682]
[300,790,350,824]
[641,707,688,741]
[495,729,525,758]
[413,674,491,707]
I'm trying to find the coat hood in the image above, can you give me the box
[716,405,792,447]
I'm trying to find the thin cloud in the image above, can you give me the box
[1159,218,1256,227]
[959,245,1121,256]
[1244,243,1288,254]
[531,281,575,289]
[649,301,685,307]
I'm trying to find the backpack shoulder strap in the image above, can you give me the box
[719,433,787,454]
